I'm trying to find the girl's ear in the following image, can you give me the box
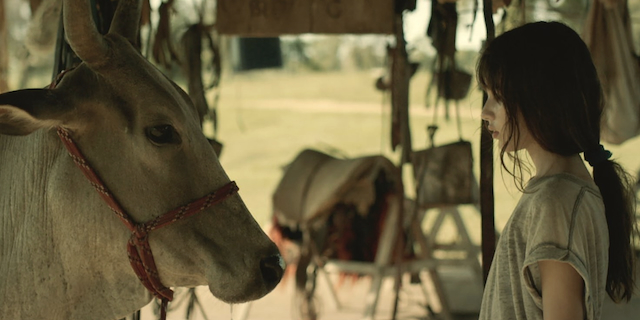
[0,89,71,135]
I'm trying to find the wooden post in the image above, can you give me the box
[390,11,412,320]
[480,0,496,285]
[0,0,9,92]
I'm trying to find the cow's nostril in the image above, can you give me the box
[260,254,285,290]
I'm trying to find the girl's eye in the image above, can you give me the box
[145,125,181,145]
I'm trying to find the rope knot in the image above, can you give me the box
[133,225,149,241]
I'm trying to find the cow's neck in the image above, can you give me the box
[0,129,151,319]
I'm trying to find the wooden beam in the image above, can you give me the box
[216,0,394,36]
[480,0,496,285]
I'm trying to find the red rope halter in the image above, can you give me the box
[57,127,238,319]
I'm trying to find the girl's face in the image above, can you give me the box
[481,92,531,152]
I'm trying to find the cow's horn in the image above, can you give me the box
[109,0,142,46]
[63,0,110,66]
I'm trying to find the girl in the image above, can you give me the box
[478,21,637,320]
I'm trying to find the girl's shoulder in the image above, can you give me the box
[525,172,601,199]
[515,173,603,224]
[514,173,606,247]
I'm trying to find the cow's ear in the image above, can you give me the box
[0,89,71,135]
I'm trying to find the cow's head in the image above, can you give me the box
[0,0,283,305]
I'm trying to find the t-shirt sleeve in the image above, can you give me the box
[520,188,593,311]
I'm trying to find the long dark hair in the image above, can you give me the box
[477,21,637,302]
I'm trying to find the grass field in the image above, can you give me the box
[209,68,640,239]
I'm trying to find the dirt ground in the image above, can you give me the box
[135,267,484,320]
[135,263,640,320]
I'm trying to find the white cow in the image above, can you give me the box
[0,0,283,319]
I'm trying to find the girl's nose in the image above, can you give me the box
[481,104,493,121]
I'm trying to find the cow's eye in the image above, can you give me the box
[145,125,181,145]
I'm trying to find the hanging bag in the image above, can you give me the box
[412,125,475,209]
[413,0,476,209]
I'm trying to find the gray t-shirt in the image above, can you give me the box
[479,173,608,320]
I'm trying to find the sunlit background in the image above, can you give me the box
[3,0,640,236]
[3,0,640,319]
